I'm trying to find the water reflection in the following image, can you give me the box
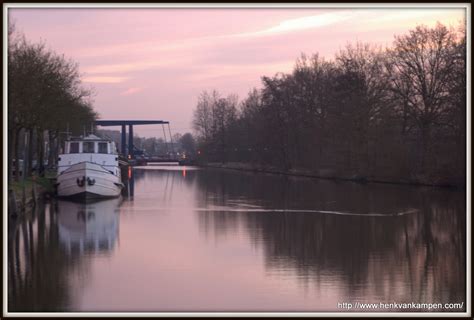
[8,196,124,311]
[122,166,135,199]
[193,169,466,310]
[57,198,122,255]
[8,202,78,311]
[7,166,466,312]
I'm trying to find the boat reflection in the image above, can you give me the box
[57,197,122,255]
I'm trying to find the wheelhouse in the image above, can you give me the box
[58,135,120,175]
[64,137,117,155]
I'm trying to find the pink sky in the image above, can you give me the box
[8,5,465,138]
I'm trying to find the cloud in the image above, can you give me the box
[73,12,354,62]
[264,12,354,33]
[82,76,128,83]
[234,11,356,38]
[120,87,143,96]
[79,13,343,76]
[183,60,295,84]
[74,36,215,60]
[353,9,464,32]
[83,58,188,74]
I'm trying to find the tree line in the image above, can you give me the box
[192,22,466,187]
[8,23,97,181]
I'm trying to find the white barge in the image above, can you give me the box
[56,134,124,199]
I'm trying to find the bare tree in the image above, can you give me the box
[179,133,196,157]
[8,25,97,180]
[191,22,466,186]
[387,23,459,175]
[292,53,338,169]
[335,42,391,177]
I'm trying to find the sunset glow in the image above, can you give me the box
[255,12,356,35]
[8,5,466,137]
[5,4,469,315]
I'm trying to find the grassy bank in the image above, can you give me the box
[202,162,465,189]
[8,171,56,214]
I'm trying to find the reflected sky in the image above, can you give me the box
[8,165,466,312]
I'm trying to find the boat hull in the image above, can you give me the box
[57,162,123,198]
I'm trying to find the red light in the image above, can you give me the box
[128,166,132,179]
[197,150,201,155]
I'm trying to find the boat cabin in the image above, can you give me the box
[58,135,120,175]
[66,140,116,155]
[63,134,118,154]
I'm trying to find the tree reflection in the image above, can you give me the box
[194,169,466,308]
[8,197,123,311]
[8,202,80,311]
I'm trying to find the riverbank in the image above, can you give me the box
[201,162,465,189]
[8,172,56,216]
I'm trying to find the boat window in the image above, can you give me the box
[98,142,108,154]
[83,142,95,153]
[69,142,79,153]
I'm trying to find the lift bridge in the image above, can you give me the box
[94,120,179,164]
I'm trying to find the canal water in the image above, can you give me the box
[8,165,466,312]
